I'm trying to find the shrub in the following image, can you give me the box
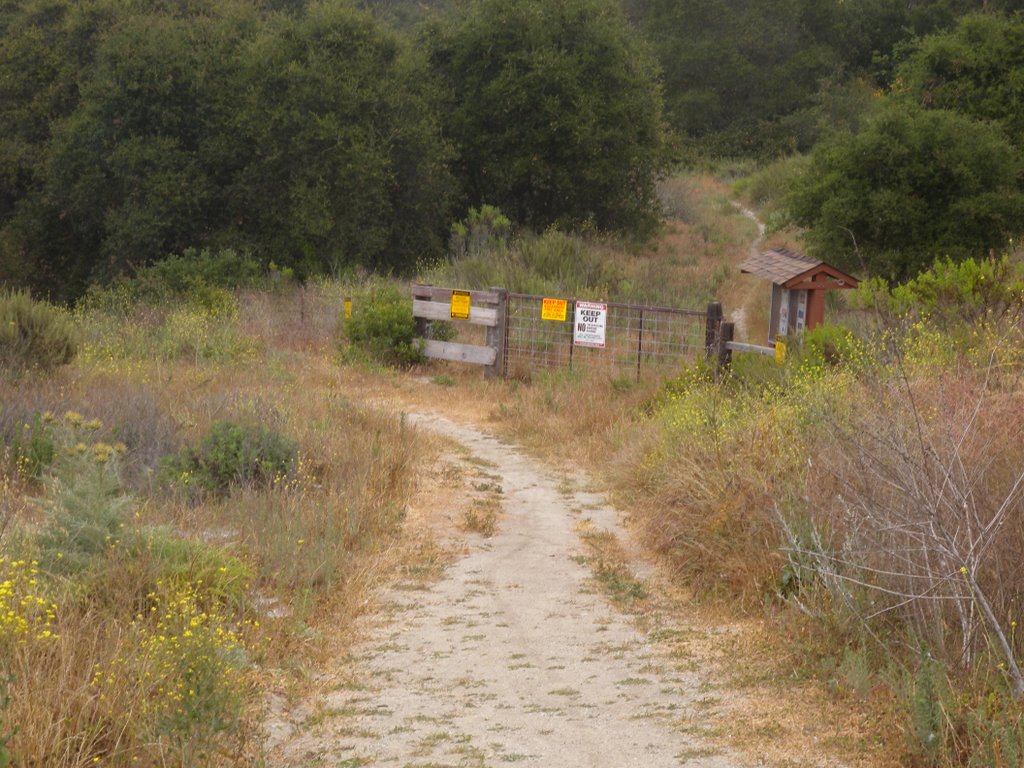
[890,255,1024,327]
[155,302,257,365]
[34,417,134,578]
[343,285,424,367]
[5,410,256,763]
[449,205,512,261]
[432,228,622,299]
[4,412,56,479]
[0,290,76,375]
[796,323,862,371]
[161,421,297,496]
[114,580,250,746]
[141,531,251,611]
[132,248,261,298]
[77,249,257,319]
[784,104,1024,281]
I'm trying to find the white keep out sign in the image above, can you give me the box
[573,301,607,348]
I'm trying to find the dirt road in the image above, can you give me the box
[266,411,747,767]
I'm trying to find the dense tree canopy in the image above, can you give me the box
[895,13,1024,147]
[4,0,1024,298]
[424,0,669,234]
[640,0,1024,156]
[641,0,837,156]
[233,5,454,276]
[785,105,1024,281]
[0,0,454,300]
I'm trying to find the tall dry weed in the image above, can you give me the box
[800,365,1024,688]
[0,279,431,765]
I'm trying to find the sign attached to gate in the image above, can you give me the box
[450,290,471,320]
[573,301,607,348]
[541,297,567,322]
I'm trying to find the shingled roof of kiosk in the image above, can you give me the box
[738,248,858,290]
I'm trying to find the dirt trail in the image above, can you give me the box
[728,202,767,341]
[266,411,747,767]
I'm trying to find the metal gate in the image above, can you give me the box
[412,284,720,380]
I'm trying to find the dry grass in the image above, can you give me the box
[428,172,758,314]
[804,361,1024,671]
[10,164,1013,767]
[382,172,1024,766]
[0,283,434,766]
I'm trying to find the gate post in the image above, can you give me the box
[716,320,734,378]
[412,284,432,339]
[485,287,508,379]
[705,301,723,360]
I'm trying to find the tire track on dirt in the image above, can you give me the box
[268,411,744,767]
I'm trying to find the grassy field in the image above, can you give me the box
[3,170,1022,767]
[421,172,1024,767]
[0,281,436,766]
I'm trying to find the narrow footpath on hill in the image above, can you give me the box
[728,202,767,341]
[264,400,870,768]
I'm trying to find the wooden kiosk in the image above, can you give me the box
[739,248,859,344]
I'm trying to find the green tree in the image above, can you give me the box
[827,0,1007,80]
[784,104,1024,281]
[0,0,453,299]
[234,4,454,275]
[424,0,668,234]
[642,0,837,156]
[894,13,1024,146]
[1,1,260,298]
[0,0,116,296]
[638,0,1023,157]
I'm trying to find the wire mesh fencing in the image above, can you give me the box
[502,293,714,380]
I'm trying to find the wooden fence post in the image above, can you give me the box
[485,287,508,379]
[705,301,723,360]
[716,320,734,378]
[413,284,432,339]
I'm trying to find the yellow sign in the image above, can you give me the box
[541,297,568,322]
[343,298,352,320]
[775,340,787,364]
[450,290,471,320]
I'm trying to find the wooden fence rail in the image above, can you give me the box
[411,284,507,377]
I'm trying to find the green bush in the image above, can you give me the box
[35,431,134,578]
[343,285,425,367]
[78,249,258,317]
[784,104,1024,281]
[0,290,76,374]
[890,255,1024,327]
[5,413,56,479]
[732,153,810,216]
[134,248,261,296]
[139,530,251,612]
[796,324,862,370]
[161,421,297,495]
[23,414,248,602]
[449,205,512,261]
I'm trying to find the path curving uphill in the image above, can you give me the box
[729,202,767,341]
